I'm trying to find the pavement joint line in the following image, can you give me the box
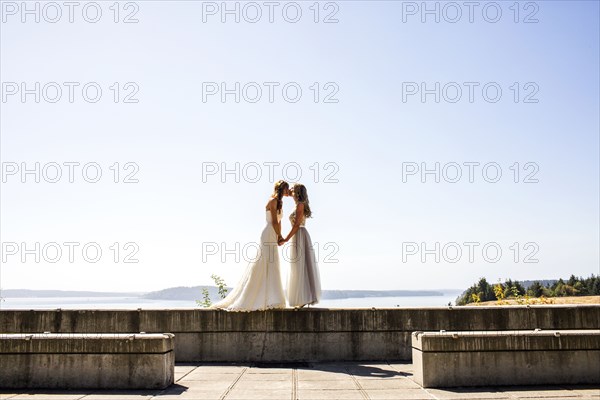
[430,391,445,400]
[220,366,248,400]
[147,365,203,400]
[422,388,441,400]
[345,366,371,400]
[175,364,201,383]
[386,360,435,399]
[292,367,298,400]
[385,359,412,377]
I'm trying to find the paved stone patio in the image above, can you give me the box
[0,362,598,399]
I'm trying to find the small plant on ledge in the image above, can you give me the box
[196,274,229,308]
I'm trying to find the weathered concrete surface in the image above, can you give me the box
[412,330,600,388]
[1,362,598,399]
[0,333,175,389]
[1,305,598,362]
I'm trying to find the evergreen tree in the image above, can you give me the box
[567,274,578,286]
[592,276,600,295]
[527,281,544,297]
[477,277,495,302]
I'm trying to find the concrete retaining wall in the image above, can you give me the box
[1,305,598,362]
[411,329,600,387]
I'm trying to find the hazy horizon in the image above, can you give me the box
[1,285,463,294]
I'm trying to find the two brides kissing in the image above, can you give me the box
[211,180,322,311]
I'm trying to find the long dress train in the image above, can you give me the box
[211,210,286,311]
[286,211,322,307]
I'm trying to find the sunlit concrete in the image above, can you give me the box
[0,362,599,399]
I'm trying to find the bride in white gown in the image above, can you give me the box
[280,183,322,308]
[211,180,288,311]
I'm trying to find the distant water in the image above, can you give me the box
[0,294,460,309]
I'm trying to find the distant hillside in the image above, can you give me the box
[142,286,449,301]
[1,289,144,298]
[141,286,219,300]
[518,280,558,289]
[1,287,459,302]
[321,289,446,300]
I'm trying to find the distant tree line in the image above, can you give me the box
[456,274,600,305]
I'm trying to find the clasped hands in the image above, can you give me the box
[277,235,286,246]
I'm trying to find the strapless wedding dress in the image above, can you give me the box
[286,212,322,307]
[211,210,286,311]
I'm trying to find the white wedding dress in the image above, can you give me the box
[286,211,322,307]
[211,209,286,311]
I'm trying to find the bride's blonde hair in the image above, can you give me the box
[273,180,289,212]
[292,183,312,218]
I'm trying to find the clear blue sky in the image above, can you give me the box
[1,1,598,292]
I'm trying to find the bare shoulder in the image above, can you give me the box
[296,202,305,211]
[266,197,277,209]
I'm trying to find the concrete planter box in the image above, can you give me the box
[411,329,600,388]
[0,333,175,389]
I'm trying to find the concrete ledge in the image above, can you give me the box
[1,306,598,362]
[0,333,175,389]
[411,329,600,388]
